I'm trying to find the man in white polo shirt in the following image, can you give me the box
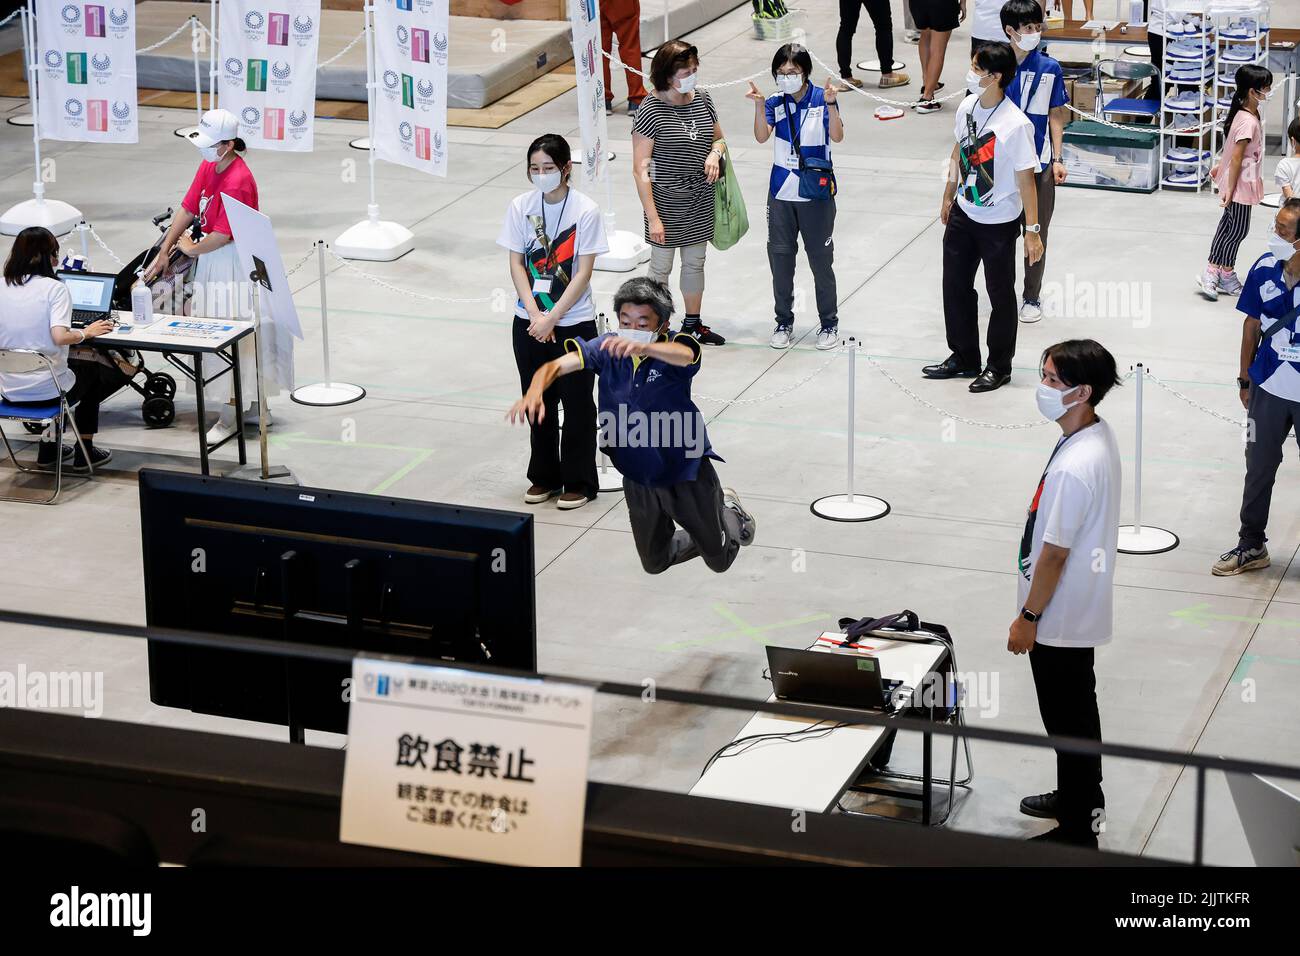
[1213,198,1300,576]
[1010,339,1122,848]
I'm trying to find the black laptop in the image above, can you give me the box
[766,646,903,711]
[58,270,117,328]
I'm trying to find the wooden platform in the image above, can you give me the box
[0,53,575,130]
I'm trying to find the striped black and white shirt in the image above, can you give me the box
[632,89,717,247]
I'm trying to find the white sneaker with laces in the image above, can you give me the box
[1019,300,1043,323]
[815,327,839,350]
[1217,270,1244,295]
[769,326,793,349]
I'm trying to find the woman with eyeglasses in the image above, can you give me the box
[0,227,117,469]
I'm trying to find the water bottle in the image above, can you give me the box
[130,281,152,325]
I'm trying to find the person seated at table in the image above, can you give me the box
[0,227,117,469]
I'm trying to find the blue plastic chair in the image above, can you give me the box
[1097,58,1160,122]
[0,349,95,504]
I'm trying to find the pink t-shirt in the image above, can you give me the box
[181,155,259,237]
[1216,111,1264,205]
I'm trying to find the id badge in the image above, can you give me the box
[1278,331,1300,363]
[532,274,554,296]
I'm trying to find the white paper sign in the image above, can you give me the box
[36,1,139,144]
[218,0,322,152]
[372,0,449,177]
[569,0,607,187]
[340,659,594,867]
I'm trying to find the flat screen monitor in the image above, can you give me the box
[139,469,536,736]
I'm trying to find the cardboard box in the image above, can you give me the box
[1071,77,1145,115]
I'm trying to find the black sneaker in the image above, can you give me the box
[36,443,74,466]
[72,445,112,471]
[689,323,726,346]
[913,97,941,114]
[1019,790,1059,819]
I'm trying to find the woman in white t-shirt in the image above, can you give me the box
[497,133,610,510]
[0,227,117,469]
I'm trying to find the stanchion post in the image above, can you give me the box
[1117,362,1179,554]
[290,242,367,406]
[6,3,35,126]
[192,16,202,123]
[810,337,890,522]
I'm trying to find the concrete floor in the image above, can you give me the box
[1,3,1298,865]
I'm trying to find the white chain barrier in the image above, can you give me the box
[317,27,367,70]
[86,224,126,267]
[324,247,493,303]
[137,17,199,55]
[863,354,1058,429]
[1144,370,1245,428]
[0,8,21,28]
[804,48,966,108]
[694,347,839,405]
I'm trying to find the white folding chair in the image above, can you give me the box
[0,349,95,504]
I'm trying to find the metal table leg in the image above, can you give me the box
[194,352,207,475]
[922,731,932,826]
[231,346,246,466]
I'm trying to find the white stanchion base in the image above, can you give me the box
[291,382,367,407]
[594,229,650,272]
[1261,192,1283,209]
[597,461,622,492]
[333,218,414,261]
[810,493,890,522]
[174,124,200,139]
[1117,525,1180,555]
[349,136,371,150]
[6,113,34,127]
[0,197,83,237]
[857,59,907,73]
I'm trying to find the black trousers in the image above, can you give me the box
[511,318,599,498]
[5,358,123,435]
[942,203,1021,374]
[837,0,895,76]
[1029,642,1105,839]
[1237,384,1300,549]
[623,458,742,574]
[1144,29,1163,102]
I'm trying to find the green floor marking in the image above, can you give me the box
[1171,603,1300,630]
[656,602,835,651]
[268,431,434,495]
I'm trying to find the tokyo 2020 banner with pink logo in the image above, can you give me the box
[36,1,138,144]
[373,0,449,177]
[219,0,320,152]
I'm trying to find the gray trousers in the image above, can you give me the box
[624,458,742,574]
[1022,163,1056,304]
[767,193,839,329]
[1238,384,1300,549]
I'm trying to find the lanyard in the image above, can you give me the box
[967,96,1004,145]
[533,189,570,272]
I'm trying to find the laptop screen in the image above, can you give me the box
[58,271,115,313]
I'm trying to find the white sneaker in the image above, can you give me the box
[769,325,793,349]
[1217,270,1244,296]
[722,487,756,546]
[206,418,238,446]
[1019,300,1043,323]
[1197,268,1220,301]
[905,29,920,43]
[815,327,839,350]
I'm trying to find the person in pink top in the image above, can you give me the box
[144,108,290,445]
[1200,65,1272,301]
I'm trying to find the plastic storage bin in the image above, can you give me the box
[1060,120,1160,194]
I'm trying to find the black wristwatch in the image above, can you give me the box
[1237,377,1251,390]
[1020,607,1042,623]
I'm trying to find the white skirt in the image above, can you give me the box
[188,242,293,406]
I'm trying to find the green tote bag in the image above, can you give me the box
[712,153,749,251]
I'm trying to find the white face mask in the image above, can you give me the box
[200,143,222,163]
[1036,382,1083,422]
[531,169,563,193]
[675,73,697,94]
[1261,88,1275,102]
[1268,232,1296,262]
[967,70,990,91]
[776,74,803,95]
[1014,30,1042,51]
[617,328,657,344]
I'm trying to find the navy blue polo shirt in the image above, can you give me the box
[1237,252,1300,402]
[565,330,721,487]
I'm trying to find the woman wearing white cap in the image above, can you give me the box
[144,108,288,445]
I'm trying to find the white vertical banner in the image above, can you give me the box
[372,0,449,177]
[218,0,321,152]
[36,1,138,144]
[569,0,607,187]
